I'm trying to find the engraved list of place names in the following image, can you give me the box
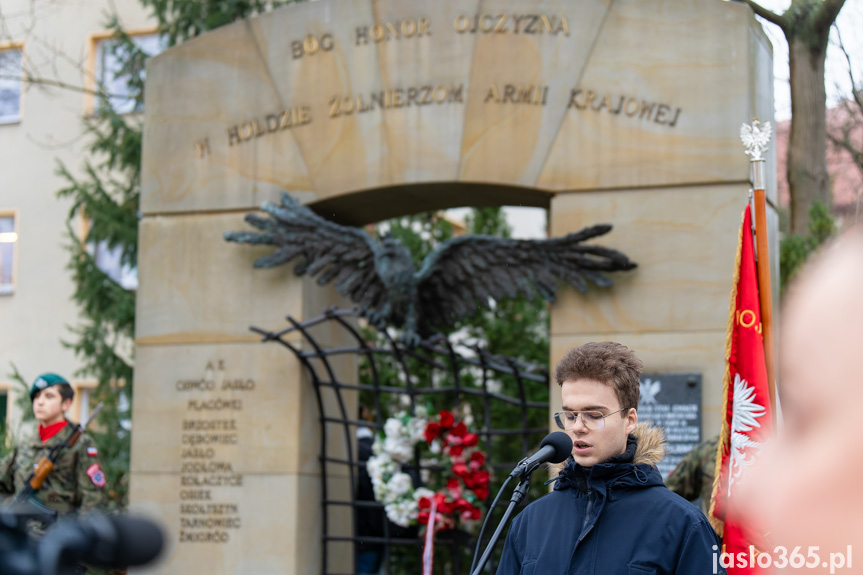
[176,362,254,544]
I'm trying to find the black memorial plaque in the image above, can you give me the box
[637,373,702,478]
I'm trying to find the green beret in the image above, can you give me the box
[30,373,69,401]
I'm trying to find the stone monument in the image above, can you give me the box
[132,0,775,572]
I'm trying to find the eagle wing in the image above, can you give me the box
[224,192,388,313]
[415,225,636,329]
[739,123,755,150]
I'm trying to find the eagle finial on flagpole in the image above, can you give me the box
[740,118,772,162]
[738,116,777,418]
[740,118,771,193]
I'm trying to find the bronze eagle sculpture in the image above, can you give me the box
[224,192,637,341]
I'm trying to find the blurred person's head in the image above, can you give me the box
[744,228,863,566]
[780,229,863,447]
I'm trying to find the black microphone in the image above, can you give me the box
[509,431,573,479]
[38,514,164,574]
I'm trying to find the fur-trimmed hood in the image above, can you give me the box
[630,422,667,466]
[547,422,666,476]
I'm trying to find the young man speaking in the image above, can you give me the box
[497,342,722,574]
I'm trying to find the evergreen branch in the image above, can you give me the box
[63,227,136,336]
[61,323,133,387]
[5,363,35,424]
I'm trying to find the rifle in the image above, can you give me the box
[6,403,104,524]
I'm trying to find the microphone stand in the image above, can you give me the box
[469,475,532,575]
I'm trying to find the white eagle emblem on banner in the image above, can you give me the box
[728,373,766,496]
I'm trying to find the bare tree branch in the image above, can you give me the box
[20,74,104,96]
[832,24,862,111]
[812,0,848,38]
[741,0,788,29]
[0,1,126,108]
[827,21,863,224]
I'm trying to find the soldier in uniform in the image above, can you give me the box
[0,373,107,527]
[664,434,719,516]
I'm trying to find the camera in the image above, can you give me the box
[0,507,164,575]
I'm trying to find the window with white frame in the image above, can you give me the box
[0,47,23,124]
[72,381,98,425]
[95,33,167,114]
[0,214,17,294]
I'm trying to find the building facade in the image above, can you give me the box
[0,0,157,431]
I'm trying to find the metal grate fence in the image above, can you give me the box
[253,308,550,575]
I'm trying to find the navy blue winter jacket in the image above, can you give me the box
[497,424,723,575]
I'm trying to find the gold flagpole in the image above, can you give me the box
[740,119,776,412]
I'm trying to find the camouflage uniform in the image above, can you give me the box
[0,420,107,518]
[665,435,719,516]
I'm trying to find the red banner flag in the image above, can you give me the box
[709,206,774,573]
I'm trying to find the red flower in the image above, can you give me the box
[463,433,479,447]
[447,477,461,492]
[469,451,486,470]
[453,497,472,512]
[451,462,469,478]
[434,492,454,514]
[439,410,455,428]
[449,445,465,457]
[418,496,432,510]
[450,421,467,437]
[425,422,441,444]
[462,505,482,521]
[418,511,430,524]
[464,470,490,499]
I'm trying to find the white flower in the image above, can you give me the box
[385,499,417,527]
[384,417,405,439]
[429,439,441,454]
[408,416,428,443]
[366,453,395,485]
[387,472,413,497]
[374,482,389,503]
[384,436,414,463]
[461,404,474,428]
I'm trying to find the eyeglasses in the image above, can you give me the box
[553,407,632,431]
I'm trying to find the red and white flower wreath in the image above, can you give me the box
[366,406,491,533]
